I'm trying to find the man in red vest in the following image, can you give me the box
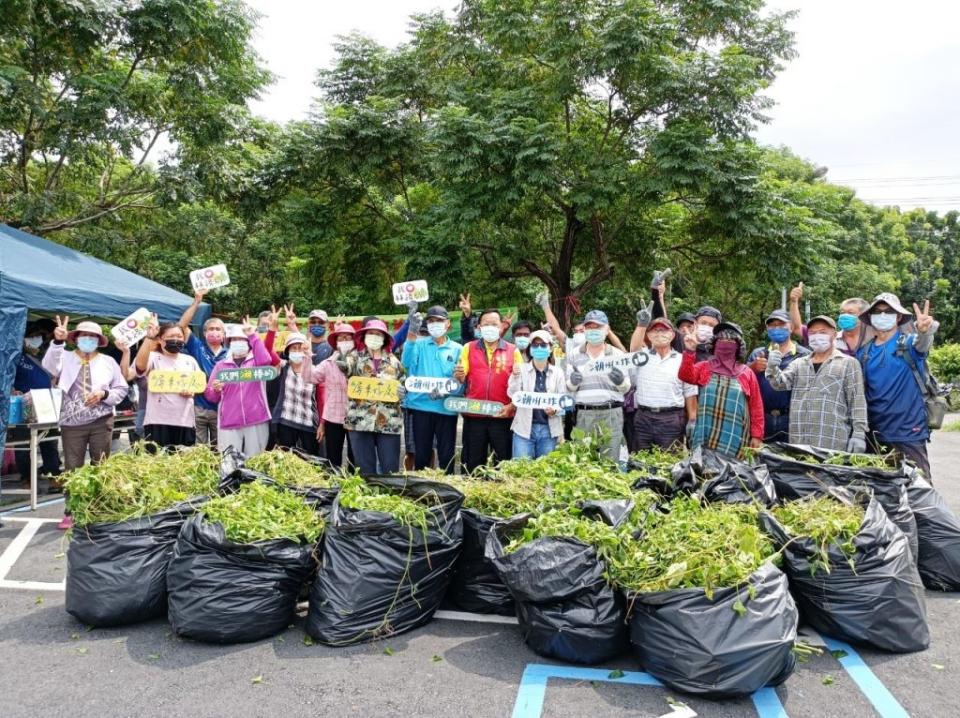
[454,308,517,472]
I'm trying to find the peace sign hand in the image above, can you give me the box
[267,304,281,332]
[913,300,934,333]
[459,293,472,317]
[240,315,256,336]
[283,303,297,331]
[146,312,160,340]
[53,315,69,342]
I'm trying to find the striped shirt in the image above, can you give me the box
[566,344,631,405]
[765,349,868,451]
[630,349,698,409]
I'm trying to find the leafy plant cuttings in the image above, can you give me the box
[771,496,864,573]
[202,482,325,544]
[245,449,337,489]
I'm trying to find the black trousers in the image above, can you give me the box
[631,407,685,452]
[412,410,458,474]
[324,421,352,469]
[275,423,320,456]
[461,416,513,473]
[144,424,196,450]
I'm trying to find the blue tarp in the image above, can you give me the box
[0,223,210,453]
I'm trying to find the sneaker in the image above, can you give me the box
[57,515,73,531]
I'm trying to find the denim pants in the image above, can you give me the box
[512,422,557,460]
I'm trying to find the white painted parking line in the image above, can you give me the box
[0,520,44,581]
[2,517,62,524]
[0,578,65,592]
[433,609,518,625]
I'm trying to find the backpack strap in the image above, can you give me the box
[897,335,934,398]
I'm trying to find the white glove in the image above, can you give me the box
[767,349,783,369]
[535,291,550,311]
[846,436,867,454]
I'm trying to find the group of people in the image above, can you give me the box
[10,272,940,529]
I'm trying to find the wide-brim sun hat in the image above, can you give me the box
[67,321,108,348]
[328,322,357,348]
[284,332,308,349]
[356,319,393,352]
[860,292,912,326]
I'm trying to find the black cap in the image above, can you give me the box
[425,305,449,320]
[676,312,696,326]
[696,306,722,322]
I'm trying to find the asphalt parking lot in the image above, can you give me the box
[2,431,959,718]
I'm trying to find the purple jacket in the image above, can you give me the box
[203,333,273,429]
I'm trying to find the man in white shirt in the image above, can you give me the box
[628,317,698,451]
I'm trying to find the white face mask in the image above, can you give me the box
[479,325,500,343]
[364,334,385,351]
[808,333,833,353]
[427,322,446,339]
[337,340,355,354]
[229,340,248,357]
[24,336,43,350]
[288,351,305,364]
[696,324,714,342]
[870,312,898,332]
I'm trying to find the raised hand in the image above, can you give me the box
[193,288,208,304]
[789,282,804,304]
[283,303,298,331]
[913,299,933,333]
[683,332,697,352]
[146,312,160,340]
[114,339,130,353]
[267,304,281,332]
[53,315,69,342]
[459,293,472,317]
[406,299,419,315]
[636,301,654,327]
[241,315,256,336]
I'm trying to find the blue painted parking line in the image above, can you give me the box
[822,637,909,718]
[511,663,789,718]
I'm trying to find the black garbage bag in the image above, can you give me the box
[672,446,777,507]
[448,509,514,615]
[166,514,318,643]
[758,443,918,560]
[761,496,928,653]
[627,459,690,499]
[65,499,202,627]
[485,514,628,665]
[305,476,463,645]
[907,472,960,591]
[628,563,797,698]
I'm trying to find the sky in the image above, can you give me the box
[244,0,960,213]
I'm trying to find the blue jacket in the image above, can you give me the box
[858,331,929,444]
[401,336,463,415]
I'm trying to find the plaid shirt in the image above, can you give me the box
[278,365,318,431]
[765,349,868,451]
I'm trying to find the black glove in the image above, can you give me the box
[609,367,625,385]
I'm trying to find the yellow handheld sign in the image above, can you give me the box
[148,370,208,394]
[348,376,401,403]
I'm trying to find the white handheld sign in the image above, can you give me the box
[190,263,231,292]
[582,351,650,374]
[392,280,429,305]
[404,376,461,396]
[110,307,152,345]
[511,391,576,411]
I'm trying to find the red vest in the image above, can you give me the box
[465,339,515,412]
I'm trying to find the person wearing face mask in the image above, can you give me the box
[628,317,698,452]
[266,332,322,454]
[679,322,764,459]
[313,323,358,468]
[511,321,534,362]
[306,309,333,364]
[692,306,722,361]
[856,293,939,479]
[341,319,406,474]
[788,283,872,356]
[508,330,566,458]
[43,316,129,529]
[453,308,517,471]
[13,319,62,485]
[746,310,811,442]
[135,318,202,448]
[178,289,228,446]
[765,315,868,453]
[565,309,631,460]
[402,305,462,473]
[204,318,274,458]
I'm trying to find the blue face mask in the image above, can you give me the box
[76,336,99,354]
[767,327,790,344]
[515,336,530,351]
[584,328,605,345]
[530,346,551,362]
[309,325,326,337]
[837,313,858,332]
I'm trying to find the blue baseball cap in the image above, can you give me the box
[583,309,609,326]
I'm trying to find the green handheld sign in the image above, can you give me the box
[215,366,279,383]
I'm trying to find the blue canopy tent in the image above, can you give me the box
[0,223,211,453]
